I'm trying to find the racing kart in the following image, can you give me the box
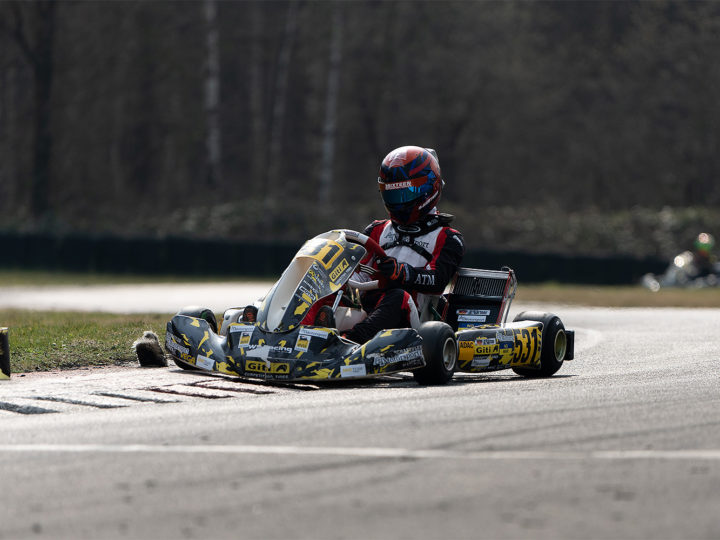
[161,229,575,385]
[641,251,720,291]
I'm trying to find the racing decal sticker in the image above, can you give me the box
[245,360,290,375]
[510,326,542,367]
[496,329,514,342]
[457,332,513,371]
[299,328,330,339]
[456,309,491,322]
[367,345,424,368]
[471,357,490,368]
[340,364,367,378]
[295,335,310,352]
[196,355,215,370]
[329,258,350,282]
[165,334,189,356]
[228,324,256,334]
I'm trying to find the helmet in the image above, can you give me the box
[377,146,443,225]
[694,232,715,254]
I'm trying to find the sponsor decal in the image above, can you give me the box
[295,336,310,352]
[496,329,515,343]
[474,338,499,357]
[229,324,256,334]
[384,180,413,190]
[245,360,290,374]
[300,328,330,339]
[329,258,350,282]
[459,340,474,349]
[457,315,487,323]
[238,332,253,346]
[247,344,293,355]
[340,364,367,378]
[457,309,491,316]
[414,274,435,287]
[196,355,215,370]
[165,335,189,356]
[369,345,424,367]
[471,357,491,368]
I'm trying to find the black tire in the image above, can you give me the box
[511,311,567,378]
[413,321,457,385]
[172,306,218,370]
[177,305,218,333]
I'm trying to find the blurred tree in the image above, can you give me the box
[3,1,56,223]
[204,0,222,188]
[0,0,719,255]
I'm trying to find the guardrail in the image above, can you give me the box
[0,232,666,285]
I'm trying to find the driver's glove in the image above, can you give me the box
[377,256,416,286]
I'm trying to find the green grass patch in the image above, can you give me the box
[1,309,171,374]
[517,284,720,308]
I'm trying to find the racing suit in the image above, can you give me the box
[344,211,464,343]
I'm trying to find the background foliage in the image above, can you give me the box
[1,1,719,259]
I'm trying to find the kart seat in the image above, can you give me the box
[444,267,517,331]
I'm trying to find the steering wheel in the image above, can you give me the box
[340,229,387,291]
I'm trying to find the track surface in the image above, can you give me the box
[1,296,719,539]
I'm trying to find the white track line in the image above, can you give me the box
[1,444,720,460]
[572,326,603,353]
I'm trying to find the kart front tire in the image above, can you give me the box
[413,321,457,386]
[172,306,218,370]
[511,311,567,378]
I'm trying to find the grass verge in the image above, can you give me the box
[1,309,170,374]
[516,284,720,308]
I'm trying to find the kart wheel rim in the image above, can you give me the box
[554,330,567,361]
[442,337,457,371]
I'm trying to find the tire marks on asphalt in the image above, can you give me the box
[0,376,296,415]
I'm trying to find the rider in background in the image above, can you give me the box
[343,146,465,343]
[690,232,717,278]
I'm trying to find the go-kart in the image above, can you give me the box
[641,250,720,291]
[160,229,575,385]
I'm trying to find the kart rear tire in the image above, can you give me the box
[177,306,218,333]
[172,306,218,370]
[511,311,567,378]
[413,321,457,385]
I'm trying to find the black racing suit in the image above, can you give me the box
[344,212,464,343]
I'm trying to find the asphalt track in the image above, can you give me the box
[1,285,719,539]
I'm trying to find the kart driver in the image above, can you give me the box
[342,145,465,343]
[690,232,717,278]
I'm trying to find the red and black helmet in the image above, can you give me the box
[377,146,443,226]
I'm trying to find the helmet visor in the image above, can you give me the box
[378,176,432,205]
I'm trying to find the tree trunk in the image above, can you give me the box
[318,4,343,210]
[249,4,267,196]
[15,1,57,224]
[264,0,299,219]
[204,0,222,187]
